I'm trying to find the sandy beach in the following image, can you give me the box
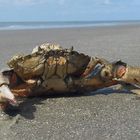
[0,25,140,140]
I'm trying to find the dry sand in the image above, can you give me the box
[0,25,140,140]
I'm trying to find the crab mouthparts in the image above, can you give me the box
[0,84,17,106]
[116,65,126,78]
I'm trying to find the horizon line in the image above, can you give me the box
[1,19,140,23]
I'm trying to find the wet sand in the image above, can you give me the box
[0,25,140,140]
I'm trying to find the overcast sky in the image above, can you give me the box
[0,0,140,21]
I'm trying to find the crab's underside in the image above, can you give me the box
[0,43,140,109]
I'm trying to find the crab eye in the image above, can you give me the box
[101,68,112,80]
[102,70,109,77]
[104,71,109,77]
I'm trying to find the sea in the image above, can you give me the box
[0,20,140,30]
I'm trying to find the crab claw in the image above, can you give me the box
[0,84,17,106]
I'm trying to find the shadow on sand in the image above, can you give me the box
[4,87,135,120]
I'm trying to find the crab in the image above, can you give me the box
[0,42,140,110]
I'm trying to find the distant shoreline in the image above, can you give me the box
[0,20,140,30]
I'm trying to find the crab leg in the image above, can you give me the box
[11,79,38,97]
[114,65,140,86]
[111,61,140,94]
[74,71,117,92]
[75,59,140,93]
[82,57,110,77]
[73,59,118,91]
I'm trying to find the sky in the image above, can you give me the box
[0,0,140,21]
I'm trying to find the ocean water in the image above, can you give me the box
[0,21,140,30]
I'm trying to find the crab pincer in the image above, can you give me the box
[0,72,17,110]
